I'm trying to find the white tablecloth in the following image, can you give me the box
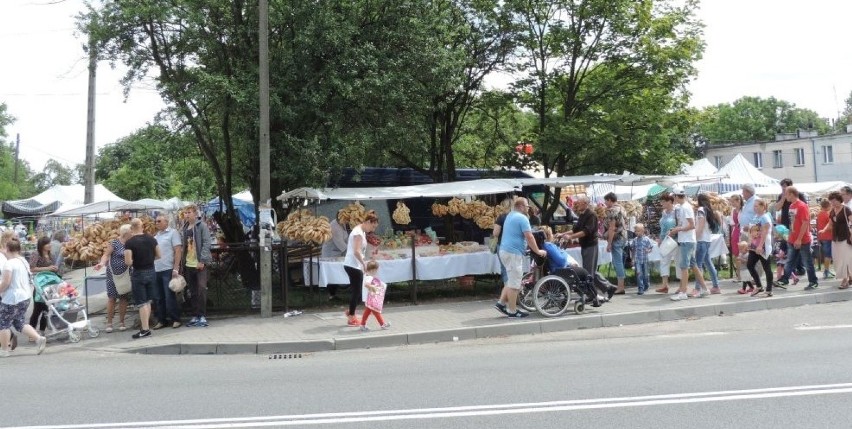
[303,250,501,287]
[303,235,727,287]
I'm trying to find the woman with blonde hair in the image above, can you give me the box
[94,224,133,332]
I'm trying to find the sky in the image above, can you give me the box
[1,0,851,171]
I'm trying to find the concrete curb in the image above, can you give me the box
[123,289,852,355]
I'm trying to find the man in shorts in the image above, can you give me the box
[668,188,707,301]
[124,218,161,339]
[494,197,547,318]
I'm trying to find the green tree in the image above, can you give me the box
[0,103,36,200]
[95,124,219,200]
[29,159,77,193]
[82,0,451,239]
[699,96,830,143]
[506,0,704,222]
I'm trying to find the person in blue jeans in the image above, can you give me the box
[153,215,183,329]
[603,192,628,294]
[775,186,819,289]
[630,224,653,294]
[694,193,721,294]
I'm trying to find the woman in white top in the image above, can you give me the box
[343,210,379,326]
[0,237,48,357]
[694,193,721,295]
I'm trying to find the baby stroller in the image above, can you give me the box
[532,265,604,317]
[33,272,100,343]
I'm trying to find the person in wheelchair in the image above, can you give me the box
[541,226,610,305]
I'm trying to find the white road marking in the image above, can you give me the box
[654,331,726,339]
[794,324,852,330]
[9,382,852,429]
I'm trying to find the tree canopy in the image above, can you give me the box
[698,96,830,143]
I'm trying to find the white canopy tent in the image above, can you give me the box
[278,178,523,201]
[50,198,187,217]
[722,181,849,199]
[702,153,779,193]
[31,184,124,206]
[680,158,718,176]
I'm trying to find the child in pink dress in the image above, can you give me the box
[360,260,390,332]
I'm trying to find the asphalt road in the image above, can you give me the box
[4,302,852,429]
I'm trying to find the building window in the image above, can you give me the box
[795,148,805,166]
[753,152,763,169]
[772,150,783,168]
[822,145,834,163]
[714,156,722,168]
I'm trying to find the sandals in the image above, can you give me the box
[750,287,764,297]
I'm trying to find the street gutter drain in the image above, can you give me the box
[268,353,303,360]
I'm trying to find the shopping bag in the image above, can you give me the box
[659,236,678,258]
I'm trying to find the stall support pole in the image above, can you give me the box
[258,0,272,318]
[410,237,418,305]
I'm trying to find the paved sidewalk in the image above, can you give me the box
[40,277,852,356]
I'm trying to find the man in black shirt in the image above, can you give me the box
[124,218,161,339]
[775,178,808,275]
[560,196,615,299]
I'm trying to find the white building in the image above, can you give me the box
[702,129,852,183]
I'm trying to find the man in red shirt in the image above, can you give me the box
[775,186,819,289]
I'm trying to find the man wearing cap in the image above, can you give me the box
[668,187,708,301]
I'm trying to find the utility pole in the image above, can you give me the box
[258,0,272,318]
[83,34,97,204]
[13,133,19,183]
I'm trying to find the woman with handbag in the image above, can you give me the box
[94,224,133,333]
[28,237,59,337]
[655,193,678,294]
[819,191,852,288]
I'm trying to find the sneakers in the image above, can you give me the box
[747,286,755,294]
[670,292,689,301]
[773,280,789,289]
[131,330,151,339]
[118,324,127,332]
[0,349,9,358]
[187,317,200,327]
[494,302,509,316]
[607,286,617,300]
[655,286,669,294]
[36,336,47,355]
[359,325,370,332]
[709,287,722,294]
[737,288,747,295]
[196,317,209,327]
[804,283,819,291]
[507,310,530,318]
[690,290,706,298]
[105,324,114,333]
[152,322,165,330]
[381,322,391,330]
[172,321,182,329]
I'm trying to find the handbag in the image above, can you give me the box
[659,235,678,258]
[108,262,132,296]
[169,274,187,293]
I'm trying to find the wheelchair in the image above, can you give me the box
[532,265,604,317]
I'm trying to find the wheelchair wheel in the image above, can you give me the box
[517,273,537,312]
[533,275,571,317]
